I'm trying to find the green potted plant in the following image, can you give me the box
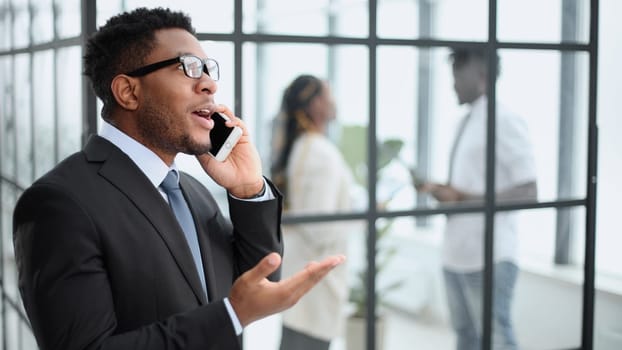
[346,216,405,349]
[338,125,406,350]
[348,218,405,318]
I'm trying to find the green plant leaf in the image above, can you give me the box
[378,138,404,170]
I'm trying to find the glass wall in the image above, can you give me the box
[1,0,83,348]
[1,1,619,350]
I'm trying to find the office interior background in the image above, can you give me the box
[0,0,620,349]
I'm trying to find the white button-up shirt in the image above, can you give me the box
[443,95,537,272]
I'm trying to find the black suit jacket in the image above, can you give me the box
[13,135,283,350]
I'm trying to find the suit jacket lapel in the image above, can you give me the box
[83,135,208,304]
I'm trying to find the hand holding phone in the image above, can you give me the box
[208,112,243,162]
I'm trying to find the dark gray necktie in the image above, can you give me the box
[160,170,208,298]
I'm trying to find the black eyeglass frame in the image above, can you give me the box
[125,55,220,81]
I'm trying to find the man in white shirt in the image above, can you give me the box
[418,48,538,350]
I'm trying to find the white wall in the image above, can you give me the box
[514,270,622,350]
[384,236,622,350]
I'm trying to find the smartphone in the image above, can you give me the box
[208,112,243,162]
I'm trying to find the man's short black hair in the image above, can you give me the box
[449,47,500,78]
[83,7,195,121]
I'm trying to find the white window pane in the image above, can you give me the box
[32,0,54,44]
[0,0,10,50]
[56,0,81,39]
[33,50,56,178]
[12,0,30,48]
[498,0,590,43]
[15,53,32,187]
[56,46,82,159]
[244,0,370,37]
[438,0,488,41]
[97,0,123,27]
[498,50,589,202]
[123,0,234,33]
[596,0,622,278]
[1,56,14,178]
[378,0,420,39]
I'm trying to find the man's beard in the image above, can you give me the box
[137,103,212,156]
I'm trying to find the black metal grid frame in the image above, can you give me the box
[0,0,598,349]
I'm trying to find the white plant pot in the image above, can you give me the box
[345,316,386,350]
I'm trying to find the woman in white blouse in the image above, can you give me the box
[271,75,355,350]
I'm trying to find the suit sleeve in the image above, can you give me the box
[227,178,283,281]
[13,184,240,350]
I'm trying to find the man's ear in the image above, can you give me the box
[111,74,140,111]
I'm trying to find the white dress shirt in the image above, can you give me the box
[443,96,537,272]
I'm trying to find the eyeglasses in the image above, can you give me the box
[126,55,220,81]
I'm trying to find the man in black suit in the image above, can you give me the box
[13,7,344,350]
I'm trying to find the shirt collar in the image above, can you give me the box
[99,121,177,188]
